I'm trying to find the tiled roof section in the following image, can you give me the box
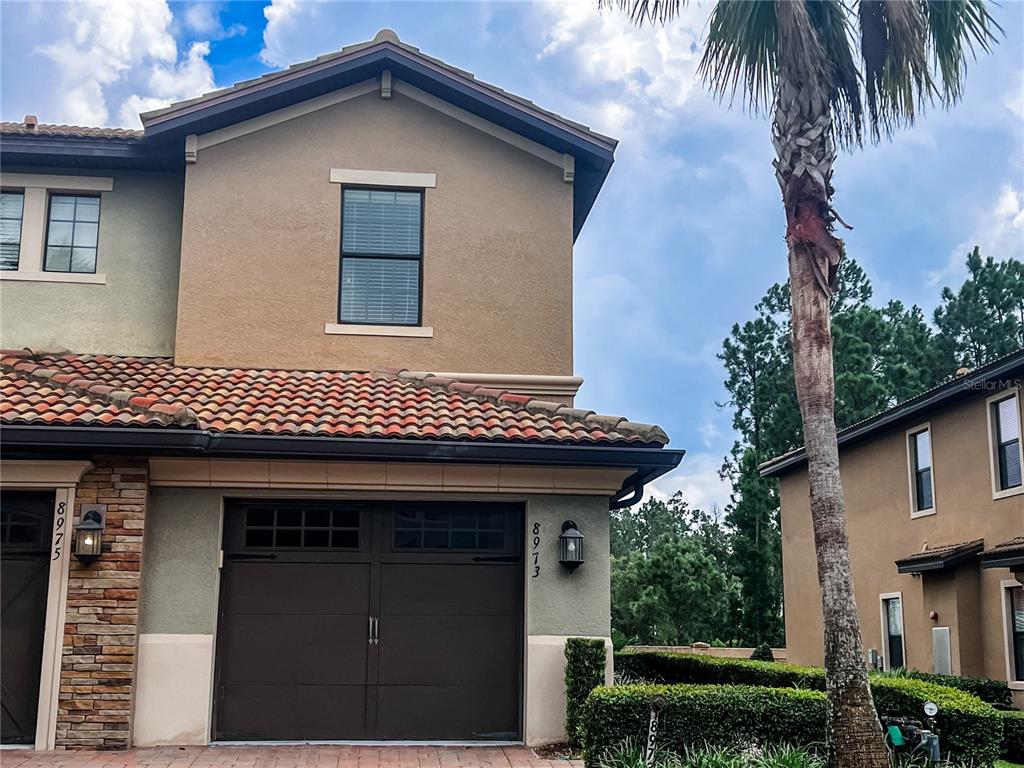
[980,537,1024,557]
[0,352,668,446]
[895,539,985,573]
[0,122,143,140]
[139,29,616,147]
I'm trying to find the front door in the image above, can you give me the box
[214,500,522,742]
[1,491,55,745]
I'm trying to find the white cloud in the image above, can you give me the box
[928,183,1024,286]
[118,41,216,127]
[1006,71,1024,120]
[32,0,215,127]
[261,0,324,68]
[646,453,730,512]
[697,419,721,448]
[181,3,245,40]
[537,0,711,132]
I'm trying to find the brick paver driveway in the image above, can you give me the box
[0,746,582,768]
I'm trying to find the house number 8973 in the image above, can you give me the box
[531,522,541,578]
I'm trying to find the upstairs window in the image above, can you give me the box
[44,194,100,274]
[0,191,24,271]
[991,393,1022,494]
[908,426,934,514]
[339,188,422,326]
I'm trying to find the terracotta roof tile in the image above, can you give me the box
[894,539,985,574]
[0,122,143,140]
[0,352,668,446]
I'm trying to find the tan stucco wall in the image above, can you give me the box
[174,88,574,374]
[780,387,1023,688]
[0,168,183,355]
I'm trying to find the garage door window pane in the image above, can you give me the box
[243,504,360,549]
[393,505,506,551]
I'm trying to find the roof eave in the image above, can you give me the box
[894,543,985,575]
[0,424,683,504]
[760,352,1024,478]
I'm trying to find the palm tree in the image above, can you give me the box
[603,1,999,765]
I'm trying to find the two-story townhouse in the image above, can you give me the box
[0,31,683,750]
[762,351,1024,707]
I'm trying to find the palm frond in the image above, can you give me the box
[923,0,1002,104]
[804,0,864,148]
[600,0,683,25]
[697,0,779,114]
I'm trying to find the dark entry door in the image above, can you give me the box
[214,500,522,742]
[1,491,55,745]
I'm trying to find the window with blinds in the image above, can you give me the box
[339,188,422,325]
[0,191,24,271]
[993,393,1022,491]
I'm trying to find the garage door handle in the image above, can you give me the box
[368,617,379,645]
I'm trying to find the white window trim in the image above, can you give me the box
[324,322,433,338]
[0,173,111,284]
[329,168,436,188]
[987,387,1024,500]
[1000,578,1024,690]
[879,592,907,671]
[905,422,936,518]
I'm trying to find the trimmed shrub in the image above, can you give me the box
[615,651,822,689]
[580,684,826,765]
[581,677,1001,765]
[1000,709,1024,762]
[749,644,776,663]
[860,677,1001,765]
[903,670,1013,707]
[566,637,607,744]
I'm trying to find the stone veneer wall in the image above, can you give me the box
[56,457,148,748]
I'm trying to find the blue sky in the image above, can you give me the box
[2,1,1022,509]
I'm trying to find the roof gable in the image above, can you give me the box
[0,30,616,240]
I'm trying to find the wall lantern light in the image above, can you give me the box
[559,520,584,572]
[74,505,106,563]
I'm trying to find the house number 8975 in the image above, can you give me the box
[531,522,541,578]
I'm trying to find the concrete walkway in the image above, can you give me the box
[0,746,582,768]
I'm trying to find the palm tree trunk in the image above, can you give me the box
[773,75,888,768]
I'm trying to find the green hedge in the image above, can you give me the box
[869,677,1001,764]
[584,677,1002,765]
[581,684,825,765]
[565,638,607,745]
[615,651,822,688]
[1001,710,1024,762]
[903,670,1012,707]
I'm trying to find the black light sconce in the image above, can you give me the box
[74,505,106,563]
[559,520,584,572]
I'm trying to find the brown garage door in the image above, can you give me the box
[214,501,522,741]
[1,491,54,745]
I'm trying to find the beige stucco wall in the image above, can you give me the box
[0,168,183,355]
[780,386,1023,695]
[174,87,574,374]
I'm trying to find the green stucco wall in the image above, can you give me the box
[138,488,611,638]
[525,496,610,637]
[0,168,183,356]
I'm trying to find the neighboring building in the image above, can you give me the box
[762,352,1024,707]
[0,31,683,749]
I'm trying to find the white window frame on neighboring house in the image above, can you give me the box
[0,173,112,285]
[1001,579,1024,691]
[879,592,907,671]
[905,422,936,518]
[987,387,1024,500]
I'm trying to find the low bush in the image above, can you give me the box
[594,741,825,768]
[615,651,821,689]
[583,677,1002,766]
[580,684,826,765]
[1000,710,1024,762]
[566,638,607,745]
[749,644,776,663]
[870,676,1002,764]
[903,670,1013,707]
